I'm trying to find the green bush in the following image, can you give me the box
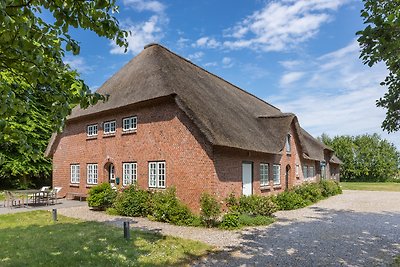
[87,183,117,210]
[238,195,278,216]
[238,214,275,227]
[320,180,342,197]
[274,191,307,210]
[150,187,194,226]
[294,183,323,204]
[113,185,151,217]
[219,211,240,229]
[225,192,239,211]
[200,193,221,227]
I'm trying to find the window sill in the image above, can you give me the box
[86,136,98,140]
[69,184,80,188]
[260,186,271,191]
[103,133,116,138]
[86,184,97,188]
[122,130,137,135]
[273,185,282,189]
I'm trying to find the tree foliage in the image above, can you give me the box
[320,133,399,182]
[357,0,400,132]
[0,0,128,187]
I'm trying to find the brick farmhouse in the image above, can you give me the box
[46,44,341,211]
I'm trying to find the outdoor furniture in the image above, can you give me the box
[47,189,58,205]
[4,191,24,208]
[67,192,87,201]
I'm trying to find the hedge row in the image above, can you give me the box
[87,180,342,229]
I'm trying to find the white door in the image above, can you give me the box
[242,163,253,196]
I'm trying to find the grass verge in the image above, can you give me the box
[340,182,400,192]
[0,210,211,266]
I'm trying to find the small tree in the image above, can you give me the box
[200,193,221,227]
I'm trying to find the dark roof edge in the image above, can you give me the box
[152,43,281,112]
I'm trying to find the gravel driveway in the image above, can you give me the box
[58,190,400,266]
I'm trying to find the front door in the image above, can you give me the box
[242,162,253,196]
[109,164,115,188]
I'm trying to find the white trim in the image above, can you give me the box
[87,124,98,137]
[260,163,269,187]
[123,162,137,186]
[148,161,166,188]
[123,116,137,132]
[87,164,98,184]
[273,164,281,185]
[70,164,80,184]
[103,120,116,134]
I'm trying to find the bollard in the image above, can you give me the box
[52,208,57,221]
[123,221,130,240]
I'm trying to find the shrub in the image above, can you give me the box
[113,185,151,217]
[294,183,323,204]
[150,187,194,226]
[219,211,240,229]
[238,214,275,227]
[225,192,239,211]
[200,193,221,227]
[238,195,278,216]
[87,183,117,210]
[320,180,342,197]
[274,191,307,210]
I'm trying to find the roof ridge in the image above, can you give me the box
[147,43,281,112]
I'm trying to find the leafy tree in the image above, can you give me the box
[357,0,400,132]
[320,133,399,182]
[0,0,128,187]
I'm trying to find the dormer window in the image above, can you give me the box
[123,116,137,132]
[87,124,98,137]
[286,134,291,153]
[103,120,116,134]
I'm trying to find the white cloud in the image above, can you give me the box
[222,57,234,68]
[279,60,303,69]
[110,15,166,55]
[223,0,350,52]
[64,56,92,74]
[193,37,221,49]
[122,0,165,14]
[270,40,400,148]
[204,62,218,67]
[177,37,189,48]
[187,51,204,61]
[280,71,305,87]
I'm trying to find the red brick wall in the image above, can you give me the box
[52,98,216,211]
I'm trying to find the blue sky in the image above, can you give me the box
[64,0,400,148]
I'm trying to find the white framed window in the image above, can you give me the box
[303,165,308,179]
[103,120,116,134]
[321,162,326,179]
[123,162,137,186]
[148,161,166,188]
[123,116,137,132]
[87,124,98,137]
[309,166,315,178]
[295,164,300,177]
[70,164,80,184]
[87,164,98,184]
[286,134,291,153]
[260,163,269,187]
[273,164,281,185]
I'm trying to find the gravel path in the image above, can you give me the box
[58,190,400,266]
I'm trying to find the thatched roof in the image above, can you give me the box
[46,43,339,162]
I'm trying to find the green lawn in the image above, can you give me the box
[0,211,211,266]
[340,182,400,192]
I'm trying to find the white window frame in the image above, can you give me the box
[273,164,281,185]
[303,165,308,179]
[286,134,291,153]
[123,116,137,132]
[148,161,166,188]
[295,164,300,177]
[87,124,98,137]
[309,166,315,178]
[103,120,116,134]
[87,164,98,184]
[260,163,269,187]
[123,162,137,186]
[70,164,80,184]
